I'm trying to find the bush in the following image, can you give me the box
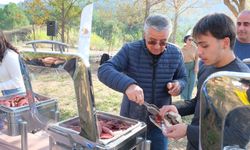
[26,27,50,41]
[90,32,107,51]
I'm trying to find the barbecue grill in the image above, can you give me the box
[200,71,250,150]
[19,50,149,150]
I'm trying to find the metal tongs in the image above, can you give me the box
[143,101,160,116]
[143,101,182,129]
[143,101,166,130]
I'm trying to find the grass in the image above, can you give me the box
[29,63,122,120]
[92,74,122,114]
[30,67,78,120]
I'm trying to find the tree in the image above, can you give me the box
[92,8,124,51]
[0,3,29,30]
[115,1,144,42]
[24,0,50,40]
[134,0,165,20]
[166,0,199,43]
[47,0,94,43]
[223,0,246,17]
[92,0,145,49]
[0,9,5,29]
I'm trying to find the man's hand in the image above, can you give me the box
[125,84,144,105]
[166,81,181,96]
[159,105,179,117]
[162,123,187,140]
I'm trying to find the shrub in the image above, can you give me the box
[90,32,107,51]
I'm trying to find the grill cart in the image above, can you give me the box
[19,49,150,150]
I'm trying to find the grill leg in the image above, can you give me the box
[144,140,151,150]
[135,137,143,150]
[55,111,60,122]
[49,136,55,150]
[20,121,28,150]
[50,110,60,122]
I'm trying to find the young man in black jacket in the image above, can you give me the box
[159,13,250,150]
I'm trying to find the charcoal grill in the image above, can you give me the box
[19,50,149,150]
[200,71,250,150]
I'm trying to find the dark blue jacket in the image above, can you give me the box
[98,39,187,127]
[234,39,250,68]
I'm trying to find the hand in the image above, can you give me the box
[166,81,181,96]
[125,84,144,105]
[162,123,187,140]
[159,105,178,118]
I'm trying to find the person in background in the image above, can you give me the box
[234,10,250,68]
[0,30,25,96]
[180,35,198,100]
[159,13,250,150]
[98,14,187,150]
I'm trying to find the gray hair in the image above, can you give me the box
[144,14,172,34]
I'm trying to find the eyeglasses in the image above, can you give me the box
[187,39,193,41]
[147,40,167,47]
[237,22,250,27]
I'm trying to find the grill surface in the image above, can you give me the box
[48,111,147,150]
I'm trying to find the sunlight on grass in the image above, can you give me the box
[28,64,122,120]
[92,74,122,114]
[30,67,78,120]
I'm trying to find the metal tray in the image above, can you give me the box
[48,111,147,150]
[0,93,58,136]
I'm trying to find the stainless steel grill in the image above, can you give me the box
[48,111,147,150]
[200,71,250,150]
[19,50,149,150]
[0,92,58,136]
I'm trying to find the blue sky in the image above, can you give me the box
[0,0,24,4]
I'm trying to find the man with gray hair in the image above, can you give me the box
[234,10,250,67]
[98,14,187,150]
